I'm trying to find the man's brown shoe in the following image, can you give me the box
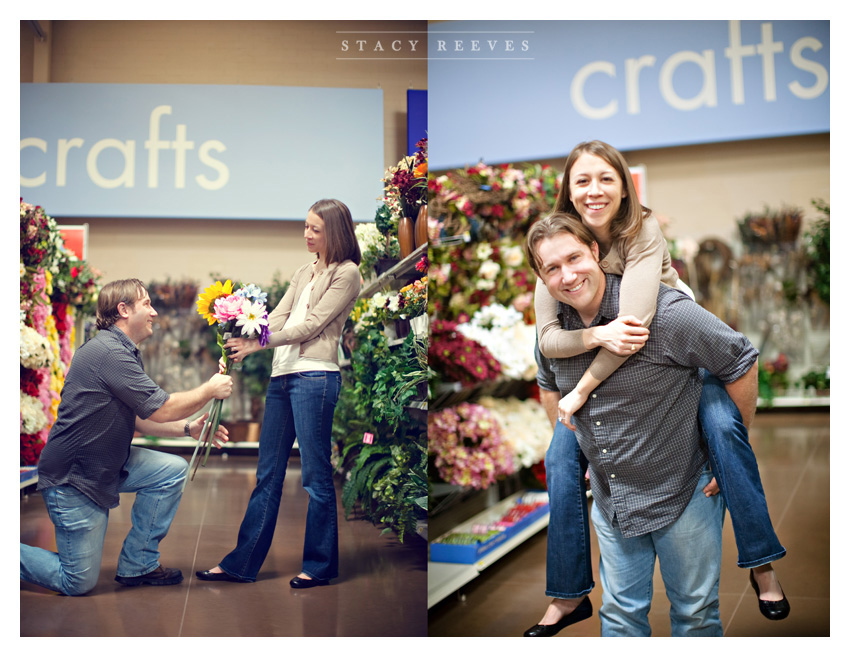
[115,565,183,587]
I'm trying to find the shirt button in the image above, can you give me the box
[601,261,608,268]
[595,421,601,426]
[602,449,607,454]
[610,474,616,479]
[591,394,597,399]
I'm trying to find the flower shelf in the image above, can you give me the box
[430,491,549,564]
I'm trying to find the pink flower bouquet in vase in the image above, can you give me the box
[186,280,271,485]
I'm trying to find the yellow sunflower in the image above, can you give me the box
[196,279,233,325]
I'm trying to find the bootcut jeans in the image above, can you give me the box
[20,447,188,596]
[544,371,786,599]
[218,370,341,582]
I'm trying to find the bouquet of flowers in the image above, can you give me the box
[428,402,515,490]
[187,280,271,483]
[382,137,428,220]
[397,276,428,319]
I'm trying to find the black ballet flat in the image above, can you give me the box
[749,569,790,621]
[523,596,593,637]
[289,576,329,589]
[195,569,245,583]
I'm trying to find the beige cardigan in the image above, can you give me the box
[265,259,361,365]
[535,214,680,382]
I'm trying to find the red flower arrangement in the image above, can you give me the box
[429,319,502,386]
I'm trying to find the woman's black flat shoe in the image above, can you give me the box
[749,569,790,620]
[289,576,329,589]
[523,596,593,636]
[195,569,245,583]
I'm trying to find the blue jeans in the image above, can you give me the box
[544,420,594,599]
[20,447,188,596]
[699,372,785,567]
[592,467,725,637]
[545,372,785,598]
[219,371,341,582]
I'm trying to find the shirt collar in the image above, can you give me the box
[561,274,621,329]
[103,325,141,356]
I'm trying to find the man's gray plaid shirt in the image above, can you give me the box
[537,274,758,538]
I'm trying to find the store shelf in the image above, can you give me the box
[757,395,830,408]
[20,467,38,490]
[359,244,427,299]
[428,491,550,608]
[131,437,300,452]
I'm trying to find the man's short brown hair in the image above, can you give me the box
[96,279,147,330]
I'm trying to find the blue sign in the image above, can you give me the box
[407,89,427,154]
[427,20,829,169]
[20,84,384,221]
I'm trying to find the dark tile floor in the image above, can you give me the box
[428,410,830,637]
[20,454,428,637]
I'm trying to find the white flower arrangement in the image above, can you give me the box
[20,390,49,435]
[455,304,538,380]
[20,323,54,370]
[477,395,553,470]
[355,222,385,254]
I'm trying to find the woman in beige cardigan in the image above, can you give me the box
[196,199,361,588]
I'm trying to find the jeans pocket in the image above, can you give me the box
[295,370,329,379]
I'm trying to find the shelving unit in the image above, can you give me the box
[428,491,550,608]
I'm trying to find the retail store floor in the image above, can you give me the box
[20,454,428,637]
[429,410,830,637]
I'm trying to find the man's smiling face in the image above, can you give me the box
[537,232,606,326]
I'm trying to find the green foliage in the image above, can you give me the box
[333,323,428,541]
[804,199,829,304]
[798,367,829,392]
[374,203,395,236]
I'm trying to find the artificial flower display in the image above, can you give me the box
[430,161,560,242]
[20,323,54,370]
[428,402,515,490]
[428,319,502,387]
[20,200,102,465]
[382,137,428,220]
[428,236,536,324]
[455,304,538,381]
[187,280,271,483]
[476,396,553,471]
[355,218,401,280]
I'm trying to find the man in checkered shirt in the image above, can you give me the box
[527,213,759,636]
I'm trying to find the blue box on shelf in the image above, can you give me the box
[430,491,549,564]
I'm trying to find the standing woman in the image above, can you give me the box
[197,199,361,588]
[524,141,788,637]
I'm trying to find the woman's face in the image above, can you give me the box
[304,211,327,260]
[567,152,627,241]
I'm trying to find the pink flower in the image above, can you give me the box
[213,294,245,323]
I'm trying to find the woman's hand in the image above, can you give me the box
[188,412,230,449]
[225,336,262,363]
[558,388,589,431]
[584,315,649,356]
